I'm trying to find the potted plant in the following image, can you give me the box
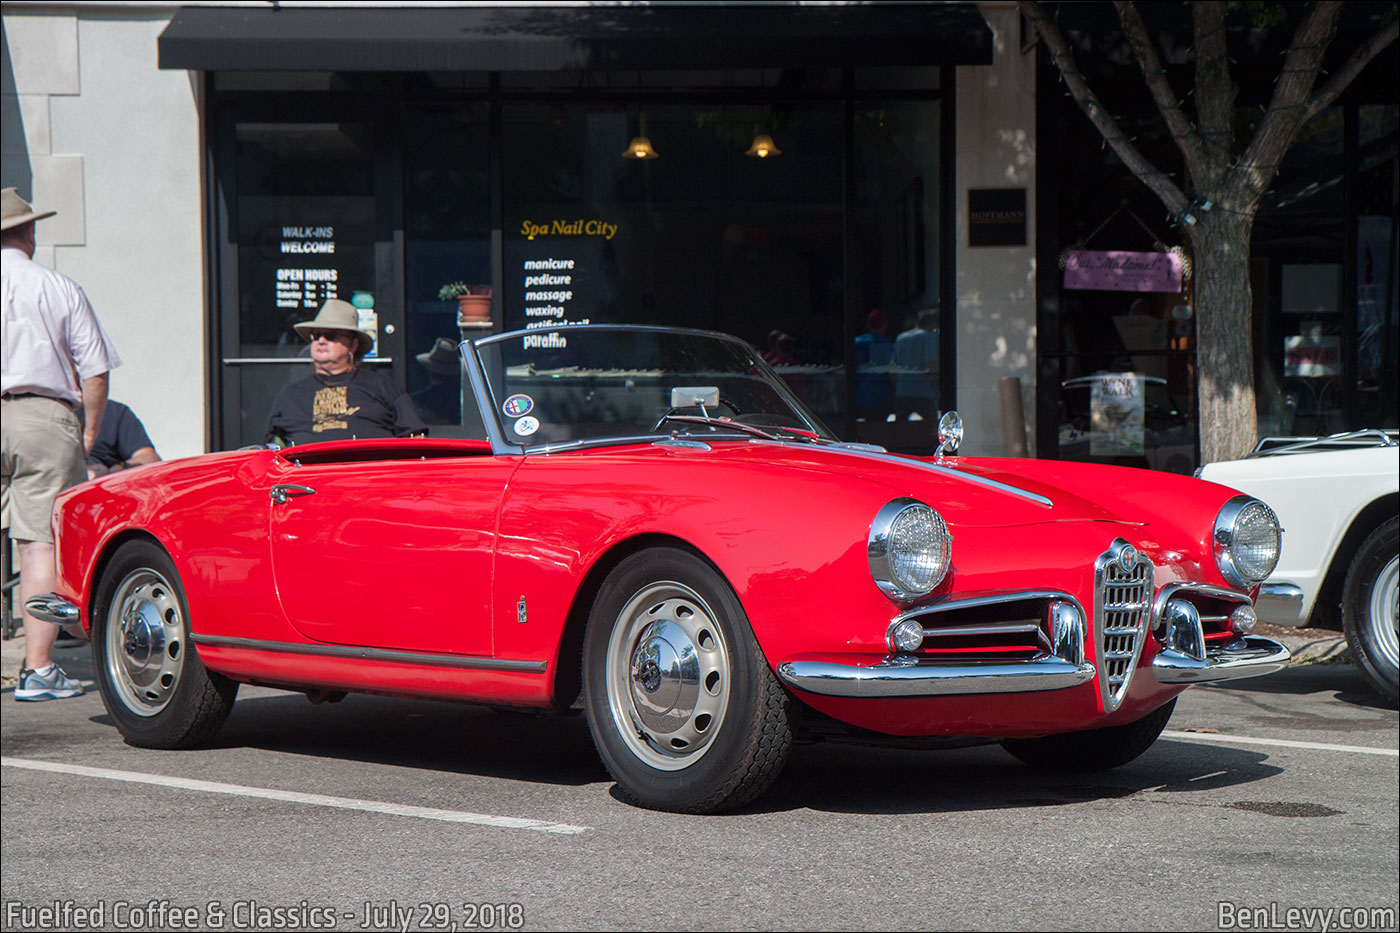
[439,281,492,326]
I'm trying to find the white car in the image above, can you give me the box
[1200,431,1398,702]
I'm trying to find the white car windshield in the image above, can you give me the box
[470,326,834,449]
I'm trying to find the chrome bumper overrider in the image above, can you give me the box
[776,653,1096,698]
[1152,635,1292,683]
[23,593,79,625]
[1254,582,1306,626]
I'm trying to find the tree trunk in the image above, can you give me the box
[1190,211,1258,462]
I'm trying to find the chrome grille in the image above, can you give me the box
[1094,540,1153,712]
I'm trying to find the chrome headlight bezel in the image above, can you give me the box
[868,498,952,602]
[1213,495,1282,590]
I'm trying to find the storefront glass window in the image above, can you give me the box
[851,102,943,451]
[402,104,490,434]
[1355,103,1399,428]
[501,100,846,426]
[228,120,378,446]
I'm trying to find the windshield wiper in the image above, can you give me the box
[654,413,795,443]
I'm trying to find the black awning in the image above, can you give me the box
[158,3,992,72]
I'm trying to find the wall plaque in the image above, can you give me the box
[968,188,1026,247]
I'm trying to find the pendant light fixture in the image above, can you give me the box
[622,87,659,160]
[622,135,660,160]
[744,133,781,158]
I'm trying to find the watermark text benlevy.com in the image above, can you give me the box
[1218,901,1397,932]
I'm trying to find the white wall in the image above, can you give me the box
[956,3,1037,456]
[2,5,206,460]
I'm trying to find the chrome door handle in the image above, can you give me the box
[270,484,316,504]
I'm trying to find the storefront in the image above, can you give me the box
[157,3,992,450]
[1034,4,1398,472]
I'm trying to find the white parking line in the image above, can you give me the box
[1,757,592,834]
[1163,731,1399,758]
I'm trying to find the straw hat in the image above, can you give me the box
[416,337,462,376]
[293,299,375,354]
[1,187,56,231]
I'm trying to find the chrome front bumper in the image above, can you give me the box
[1152,635,1292,683]
[24,593,79,625]
[776,653,1096,698]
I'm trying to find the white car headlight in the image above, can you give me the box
[868,498,952,601]
[1214,496,1282,589]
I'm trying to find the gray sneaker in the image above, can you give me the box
[14,664,84,701]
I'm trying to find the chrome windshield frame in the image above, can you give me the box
[460,324,835,457]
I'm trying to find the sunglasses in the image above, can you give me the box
[309,330,354,343]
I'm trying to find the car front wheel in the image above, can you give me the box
[1343,517,1399,703]
[999,698,1176,771]
[92,540,237,748]
[582,547,794,813]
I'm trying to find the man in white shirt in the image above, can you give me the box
[2,187,122,701]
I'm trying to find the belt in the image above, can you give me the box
[1,392,73,408]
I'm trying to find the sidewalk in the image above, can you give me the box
[0,620,1351,687]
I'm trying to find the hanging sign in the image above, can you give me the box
[1064,250,1182,293]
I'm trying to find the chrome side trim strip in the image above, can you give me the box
[192,634,548,673]
[777,653,1095,698]
[1152,636,1292,683]
[23,593,79,625]
[1254,583,1306,627]
[820,446,1054,507]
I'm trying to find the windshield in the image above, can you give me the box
[471,326,835,448]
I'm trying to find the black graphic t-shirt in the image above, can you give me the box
[265,367,426,445]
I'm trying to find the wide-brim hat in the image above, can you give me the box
[416,337,462,376]
[293,299,375,353]
[1,187,56,231]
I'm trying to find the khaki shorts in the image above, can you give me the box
[1,396,86,543]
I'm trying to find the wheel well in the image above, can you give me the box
[1309,492,1399,630]
[85,529,168,624]
[549,533,717,711]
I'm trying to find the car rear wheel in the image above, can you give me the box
[999,698,1176,771]
[1343,517,1399,703]
[582,547,794,813]
[92,540,237,748]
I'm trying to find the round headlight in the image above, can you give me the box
[1214,496,1282,589]
[869,498,952,601]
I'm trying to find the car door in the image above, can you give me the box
[267,445,518,655]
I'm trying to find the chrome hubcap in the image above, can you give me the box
[606,582,730,771]
[106,570,186,716]
[1365,555,1399,672]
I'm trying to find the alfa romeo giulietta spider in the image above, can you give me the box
[30,325,1291,812]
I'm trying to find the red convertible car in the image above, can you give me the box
[30,325,1291,813]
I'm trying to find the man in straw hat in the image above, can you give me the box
[2,186,122,700]
[265,297,424,445]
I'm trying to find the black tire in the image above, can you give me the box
[1342,517,1399,703]
[1000,698,1176,771]
[92,540,237,748]
[582,547,794,813]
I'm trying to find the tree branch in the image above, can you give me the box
[1115,1,1209,178]
[1018,0,1187,215]
[1234,2,1340,201]
[1308,16,1398,119]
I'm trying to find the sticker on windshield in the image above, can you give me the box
[503,394,534,418]
[514,416,540,437]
